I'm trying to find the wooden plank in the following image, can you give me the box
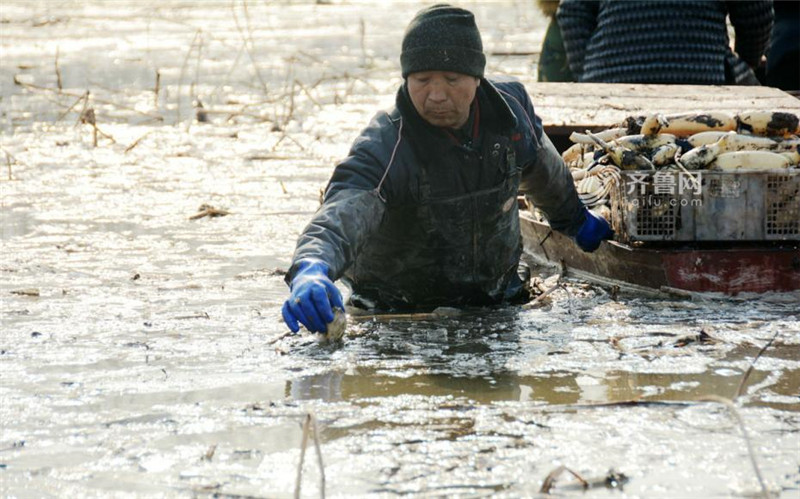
[519,81,800,130]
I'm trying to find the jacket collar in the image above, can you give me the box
[395,77,519,162]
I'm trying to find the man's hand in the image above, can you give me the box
[575,208,614,252]
[282,260,344,333]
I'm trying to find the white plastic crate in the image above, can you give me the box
[610,170,800,242]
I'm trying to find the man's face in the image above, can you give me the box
[407,71,480,129]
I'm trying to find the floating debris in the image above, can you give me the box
[189,204,230,220]
[673,330,717,347]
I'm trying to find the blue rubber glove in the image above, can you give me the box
[282,260,344,334]
[575,208,614,252]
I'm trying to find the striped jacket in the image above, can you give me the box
[557,0,773,84]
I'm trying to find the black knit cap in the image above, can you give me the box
[400,4,486,78]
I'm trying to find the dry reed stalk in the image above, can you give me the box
[561,283,575,315]
[80,108,98,147]
[295,79,322,109]
[344,75,357,100]
[95,126,115,144]
[294,414,312,499]
[187,37,204,129]
[5,150,12,180]
[359,18,367,67]
[539,465,588,494]
[232,0,268,94]
[189,204,230,220]
[154,69,160,109]
[350,312,440,322]
[202,444,217,461]
[298,49,325,66]
[177,29,202,125]
[349,308,462,322]
[55,90,89,123]
[124,131,152,154]
[1,146,23,174]
[271,134,287,150]
[310,415,326,499]
[271,132,306,153]
[285,134,306,151]
[75,91,90,127]
[520,281,561,310]
[210,42,244,100]
[78,106,115,147]
[735,330,781,399]
[193,37,203,91]
[267,331,293,345]
[55,47,63,91]
[13,77,163,121]
[699,396,769,499]
[348,73,380,93]
[187,43,205,131]
[285,79,296,126]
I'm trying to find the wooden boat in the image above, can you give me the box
[518,82,800,295]
[520,211,800,295]
[520,164,800,297]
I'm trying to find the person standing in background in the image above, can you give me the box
[557,0,773,85]
[764,0,799,91]
[536,0,573,82]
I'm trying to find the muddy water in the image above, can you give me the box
[1,1,799,497]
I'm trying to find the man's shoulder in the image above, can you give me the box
[487,74,524,86]
[484,76,543,142]
[371,105,401,123]
[362,107,402,136]
[486,75,528,97]
[484,76,532,115]
[356,108,400,139]
[348,107,403,162]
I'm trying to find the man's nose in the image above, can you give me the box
[427,82,448,102]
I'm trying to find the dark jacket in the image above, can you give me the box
[765,0,800,90]
[557,0,774,84]
[288,78,584,309]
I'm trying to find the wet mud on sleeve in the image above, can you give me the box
[519,133,585,237]
[289,188,386,282]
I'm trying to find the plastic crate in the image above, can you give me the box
[610,170,800,242]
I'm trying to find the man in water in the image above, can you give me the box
[282,4,612,333]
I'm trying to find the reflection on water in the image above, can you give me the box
[288,319,796,410]
[288,367,790,407]
[277,320,800,497]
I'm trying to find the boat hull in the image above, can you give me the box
[520,212,800,295]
